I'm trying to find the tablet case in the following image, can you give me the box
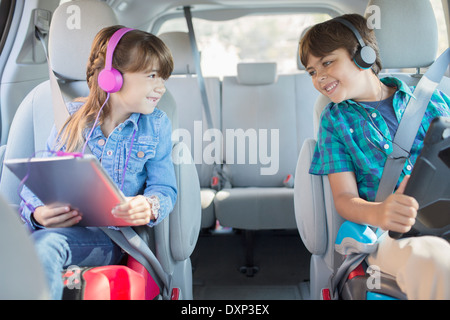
[5,155,132,227]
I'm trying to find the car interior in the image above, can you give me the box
[0,0,448,301]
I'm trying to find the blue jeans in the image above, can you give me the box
[31,227,124,300]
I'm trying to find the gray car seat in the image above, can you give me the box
[0,0,200,300]
[159,31,222,229]
[214,62,310,275]
[294,0,449,300]
[0,194,49,299]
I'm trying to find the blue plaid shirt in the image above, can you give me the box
[310,77,450,201]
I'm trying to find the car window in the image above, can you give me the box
[0,0,14,55]
[158,13,331,79]
[430,0,449,56]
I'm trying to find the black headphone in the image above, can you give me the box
[335,18,376,70]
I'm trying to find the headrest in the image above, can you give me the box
[297,27,310,71]
[368,0,438,69]
[158,32,196,75]
[49,0,118,81]
[237,62,277,85]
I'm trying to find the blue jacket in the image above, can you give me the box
[20,102,177,230]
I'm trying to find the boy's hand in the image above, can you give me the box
[112,195,153,226]
[33,205,82,228]
[378,176,419,233]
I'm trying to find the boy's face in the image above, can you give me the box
[305,48,364,104]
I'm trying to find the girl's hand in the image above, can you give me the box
[112,195,154,226]
[377,176,419,233]
[33,205,82,228]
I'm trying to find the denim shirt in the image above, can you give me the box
[20,101,177,230]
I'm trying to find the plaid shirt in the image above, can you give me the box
[310,77,450,201]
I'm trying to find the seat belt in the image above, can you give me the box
[183,6,214,131]
[34,12,70,132]
[183,6,230,190]
[376,48,450,202]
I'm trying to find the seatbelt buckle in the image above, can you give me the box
[211,176,220,190]
[321,288,332,300]
[283,174,294,188]
[171,288,181,300]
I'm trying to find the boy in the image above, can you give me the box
[300,14,450,299]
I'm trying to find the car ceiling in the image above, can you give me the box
[103,0,369,31]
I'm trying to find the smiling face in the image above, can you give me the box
[306,48,374,103]
[299,15,383,104]
[110,61,166,121]
[97,28,173,126]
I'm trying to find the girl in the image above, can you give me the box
[19,26,177,299]
[300,14,450,299]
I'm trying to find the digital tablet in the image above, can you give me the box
[390,117,450,240]
[5,155,133,227]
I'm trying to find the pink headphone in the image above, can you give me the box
[98,28,135,93]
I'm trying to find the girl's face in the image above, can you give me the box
[305,48,367,103]
[110,61,166,120]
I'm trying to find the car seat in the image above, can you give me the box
[0,193,49,299]
[159,31,222,230]
[0,0,200,300]
[294,0,448,300]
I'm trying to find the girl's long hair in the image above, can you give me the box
[57,25,174,152]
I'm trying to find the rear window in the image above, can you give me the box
[430,0,449,56]
[157,1,448,78]
[157,13,331,79]
[0,0,15,55]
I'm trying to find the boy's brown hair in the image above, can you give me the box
[299,14,382,75]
